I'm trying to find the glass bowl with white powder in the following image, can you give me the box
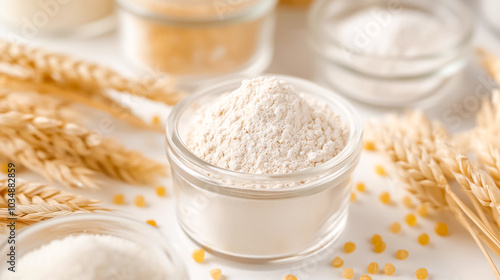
[308,0,474,107]
[166,75,362,263]
[0,213,188,280]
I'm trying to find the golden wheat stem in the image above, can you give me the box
[455,209,500,279]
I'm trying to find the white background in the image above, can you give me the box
[1,2,500,280]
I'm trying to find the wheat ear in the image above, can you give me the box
[0,73,162,132]
[0,179,101,209]
[0,39,185,105]
[0,111,167,185]
[0,136,97,188]
[0,179,109,226]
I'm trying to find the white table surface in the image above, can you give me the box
[1,3,500,280]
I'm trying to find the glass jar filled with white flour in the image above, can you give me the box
[166,75,362,263]
[308,0,474,107]
[0,0,115,38]
[0,214,188,280]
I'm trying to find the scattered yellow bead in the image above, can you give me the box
[332,256,344,268]
[192,249,205,263]
[350,192,356,202]
[390,222,401,234]
[343,268,354,279]
[363,141,376,151]
[402,196,414,208]
[367,262,379,274]
[152,115,161,125]
[396,250,409,260]
[146,220,157,227]
[375,165,387,176]
[405,214,417,226]
[356,182,366,192]
[359,275,372,280]
[113,194,125,205]
[134,195,146,207]
[0,163,9,174]
[417,205,428,217]
[418,233,430,245]
[383,263,396,276]
[344,242,356,253]
[435,222,449,236]
[209,268,222,280]
[380,192,391,204]
[415,268,428,280]
[374,241,386,253]
[155,186,167,197]
[371,234,383,245]
[282,275,298,280]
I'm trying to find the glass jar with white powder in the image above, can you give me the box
[308,0,474,107]
[0,0,115,38]
[0,214,188,280]
[166,75,362,263]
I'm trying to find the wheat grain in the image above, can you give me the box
[0,111,167,185]
[0,39,185,105]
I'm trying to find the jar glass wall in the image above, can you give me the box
[0,0,115,38]
[166,75,363,263]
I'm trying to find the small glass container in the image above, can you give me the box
[0,213,188,280]
[117,0,277,87]
[482,0,500,36]
[0,0,115,38]
[308,0,474,107]
[166,74,362,263]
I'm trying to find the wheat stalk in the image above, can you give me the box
[0,39,185,105]
[0,111,167,185]
[0,136,97,188]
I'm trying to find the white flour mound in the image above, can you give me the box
[186,77,347,176]
[3,234,168,280]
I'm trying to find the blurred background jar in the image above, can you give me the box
[0,0,115,38]
[482,0,500,35]
[308,0,474,107]
[117,0,277,88]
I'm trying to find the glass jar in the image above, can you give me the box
[0,0,115,38]
[308,0,474,107]
[482,0,500,35]
[0,213,188,280]
[117,0,277,87]
[165,74,362,263]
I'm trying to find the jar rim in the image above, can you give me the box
[308,0,474,61]
[117,0,277,25]
[165,74,363,193]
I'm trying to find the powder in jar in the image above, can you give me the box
[2,234,168,280]
[119,0,274,76]
[186,76,347,179]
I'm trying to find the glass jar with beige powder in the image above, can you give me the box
[117,0,277,87]
[166,75,362,263]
